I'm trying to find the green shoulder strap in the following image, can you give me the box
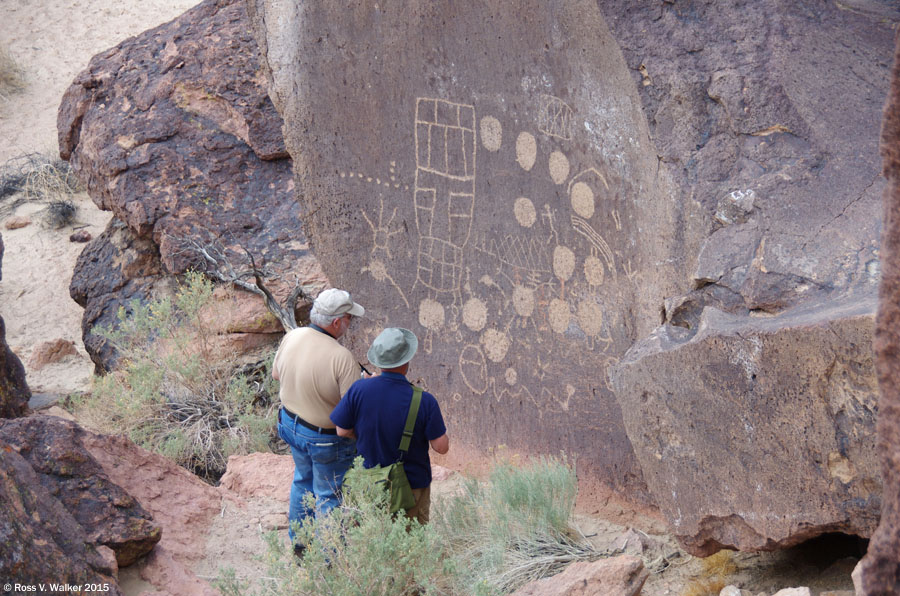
[398,385,423,454]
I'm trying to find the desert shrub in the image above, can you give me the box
[432,456,602,596]
[215,457,605,596]
[0,44,24,99]
[70,270,277,479]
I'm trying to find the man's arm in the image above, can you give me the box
[429,433,449,455]
[335,425,356,439]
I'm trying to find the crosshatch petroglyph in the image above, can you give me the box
[413,97,477,302]
[538,94,574,141]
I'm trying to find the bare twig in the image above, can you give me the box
[174,234,313,332]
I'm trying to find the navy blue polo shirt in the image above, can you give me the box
[331,372,446,489]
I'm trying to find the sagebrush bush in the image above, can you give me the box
[215,456,605,596]
[70,271,277,479]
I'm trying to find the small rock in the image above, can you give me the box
[718,586,742,596]
[511,555,648,596]
[772,589,812,596]
[28,338,79,370]
[613,528,648,555]
[260,512,288,530]
[714,189,756,226]
[4,215,31,230]
[69,229,93,243]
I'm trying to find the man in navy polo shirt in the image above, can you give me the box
[332,327,449,523]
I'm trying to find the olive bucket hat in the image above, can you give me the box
[367,327,418,369]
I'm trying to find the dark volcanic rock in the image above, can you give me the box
[246,0,895,515]
[0,416,161,566]
[610,297,881,556]
[248,0,699,506]
[58,0,321,370]
[69,218,165,372]
[855,33,900,596]
[0,232,31,419]
[0,440,122,594]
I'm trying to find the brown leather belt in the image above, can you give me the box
[280,407,337,435]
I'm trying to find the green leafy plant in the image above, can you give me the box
[70,271,277,479]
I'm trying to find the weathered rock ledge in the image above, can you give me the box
[611,296,881,556]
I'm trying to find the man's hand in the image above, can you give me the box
[336,425,357,439]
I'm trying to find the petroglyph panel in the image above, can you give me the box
[285,0,684,503]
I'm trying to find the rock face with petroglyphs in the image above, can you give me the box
[58,0,323,371]
[246,0,896,543]
[248,0,699,506]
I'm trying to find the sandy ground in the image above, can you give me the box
[0,1,864,595]
[0,0,198,393]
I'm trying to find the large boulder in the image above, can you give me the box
[58,0,325,371]
[0,416,161,566]
[855,33,900,595]
[610,297,880,555]
[0,232,30,418]
[0,439,122,594]
[246,0,895,516]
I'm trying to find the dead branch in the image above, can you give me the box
[176,235,313,332]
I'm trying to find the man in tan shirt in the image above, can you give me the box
[272,288,364,551]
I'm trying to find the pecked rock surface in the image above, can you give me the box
[58,0,325,371]
[246,0,895,523]
[855,33,900,595]
[0,416,161,566]
[610,297,881,555]
[0,232,31,419]
[0,440,122,595]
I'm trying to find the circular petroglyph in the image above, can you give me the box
[418,298,445,330]
[459,345,488,394]
[367,259,388,281]
[584,255,605,286]
[577,300,604,336]
[514,197,537,228]
[549,299,571,334]
[553,245,576,282]
[516,132,537,171]
[571,181,595,219]
[505,367,518,385]
[462,298,488,331]
[512,285,535,317]
[481,328,511,363]
[549,151,570,185]
[480,116,503,152]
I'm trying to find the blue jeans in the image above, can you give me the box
[277,408,357,542]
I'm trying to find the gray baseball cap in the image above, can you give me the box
[314,288,365,317]
[367,327,418,369]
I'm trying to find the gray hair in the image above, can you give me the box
[309,307,338,328]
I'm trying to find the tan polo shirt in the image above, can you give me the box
[273,327,359,428]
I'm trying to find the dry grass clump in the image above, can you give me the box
[679,550,739,596]
[0,44,24,99]
[0,153,83,224]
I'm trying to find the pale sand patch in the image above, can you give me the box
[0,0,199,395]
